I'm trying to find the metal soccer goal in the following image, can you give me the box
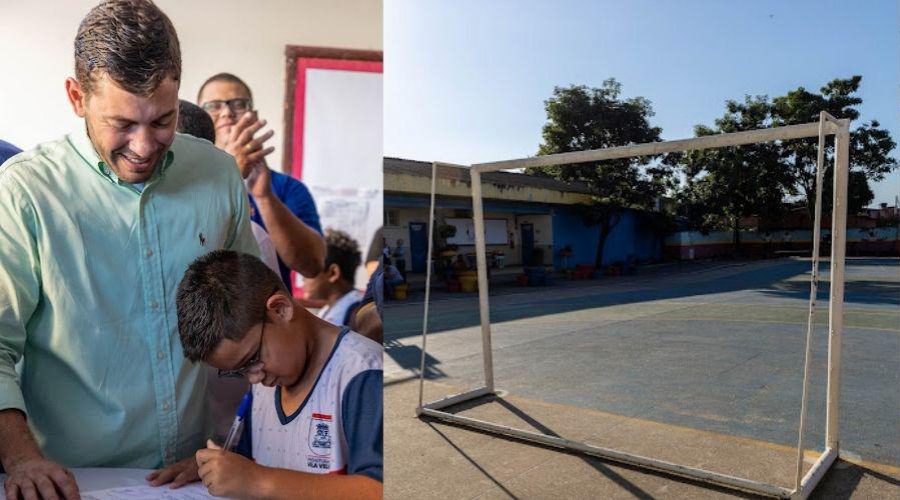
[416,112,850,499]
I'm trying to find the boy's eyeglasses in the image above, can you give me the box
[200,98,252,115]
[218,321,266,378]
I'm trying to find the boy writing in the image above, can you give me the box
[176,250,383,499]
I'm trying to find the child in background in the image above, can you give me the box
[391,238,406,279]
[383,258,405,299]
[305,229,364,327]
[177,250,382,499]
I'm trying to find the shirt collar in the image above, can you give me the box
[68,124,176,185]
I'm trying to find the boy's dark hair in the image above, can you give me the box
[177,250,286,362]
[74,0,181,96]
[177,100,216,142]
[325,229,361,287]
[197,72,253,103]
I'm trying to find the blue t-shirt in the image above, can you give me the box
[248,170,322,288]
[0,140,22,165]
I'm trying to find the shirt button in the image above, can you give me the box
[146,248,154,257]
[150,300,159,310]
[157,351,165,360]
[163,402,171,411]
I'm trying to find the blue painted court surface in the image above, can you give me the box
[384,258,900,466]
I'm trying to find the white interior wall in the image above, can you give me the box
[0,0,382,169]
[386,208,523,267]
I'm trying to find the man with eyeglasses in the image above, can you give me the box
[197,73,326,289]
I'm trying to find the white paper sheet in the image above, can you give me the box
[82,483,216,500]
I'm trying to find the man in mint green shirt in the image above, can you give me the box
[0,1,258,498]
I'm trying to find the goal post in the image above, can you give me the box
[416,114,850,499]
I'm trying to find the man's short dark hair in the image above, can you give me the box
[177,100,216,142]
[74,0,181,96]
[177,250,286,362]
[197,72,253,103]
[325,229,362,287]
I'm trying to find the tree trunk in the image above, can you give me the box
[799,156,816,222]
[594,213,621,269]
[732,217,742,258]
[595,227,608,269]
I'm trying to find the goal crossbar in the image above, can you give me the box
[417,115,851,499]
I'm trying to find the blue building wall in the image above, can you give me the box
[552,208,661,268]
[551,207,600,268]
[385,193,663,269]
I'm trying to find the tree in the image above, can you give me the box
[527,79,670,268]
[772,76,897,216]
[677,96,793,254]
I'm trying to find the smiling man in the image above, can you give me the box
[0,1,259,499]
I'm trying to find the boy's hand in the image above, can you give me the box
[196,440,262,498]
[146,456,200,489]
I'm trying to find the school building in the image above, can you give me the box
[383,158,664,275]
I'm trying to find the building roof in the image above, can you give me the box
[384,157,593,195]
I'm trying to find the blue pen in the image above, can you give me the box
[223,391,253,451]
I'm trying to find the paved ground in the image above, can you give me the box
[383,257,900,498]
[385,379,900,499]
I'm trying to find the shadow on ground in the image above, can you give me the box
[385,259,899,343]
[422,394,766,499]
[421,393,899,499]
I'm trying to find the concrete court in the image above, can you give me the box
[383,257,899,498]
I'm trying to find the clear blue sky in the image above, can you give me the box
[385,0,899,206]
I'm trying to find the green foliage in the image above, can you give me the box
[528,79,672,267]
[677,76,896,242]
[772,76,897,215]
[677,96,792,251]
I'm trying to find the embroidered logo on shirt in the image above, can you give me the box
[199,233,206,246]
[308,413,333,456]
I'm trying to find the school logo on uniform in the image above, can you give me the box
[307,413,333,471]
[308,413,333,456]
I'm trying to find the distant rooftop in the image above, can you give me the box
[384,157,593,195]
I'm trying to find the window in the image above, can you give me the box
[385,209,400,227]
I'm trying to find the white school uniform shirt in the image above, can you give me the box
[237,328,383,481]
[317,289,364,326]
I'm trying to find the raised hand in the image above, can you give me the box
[221,111,275,179]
